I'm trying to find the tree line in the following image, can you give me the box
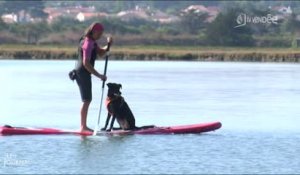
[0,1,300,47]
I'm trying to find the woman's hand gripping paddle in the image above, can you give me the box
[93,40,111,136]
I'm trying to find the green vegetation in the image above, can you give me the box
[0,1,299,47]
[0,1,300,61]
[0,44,299,62]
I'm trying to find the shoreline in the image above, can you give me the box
[0,45,300,62]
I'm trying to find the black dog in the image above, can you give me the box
[101,83,137,131]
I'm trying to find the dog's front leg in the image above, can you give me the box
[101,113,111,131]
[107,116,116,132]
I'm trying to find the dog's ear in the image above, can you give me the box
[118,84,122,89]
[107,83,112,88]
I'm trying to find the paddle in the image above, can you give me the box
[93,40,111,136]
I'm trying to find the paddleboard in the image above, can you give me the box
[0,122,221,136]
[0,126,92,136]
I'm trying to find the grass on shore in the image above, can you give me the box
[1,44,299,55]
[1,44,300,62]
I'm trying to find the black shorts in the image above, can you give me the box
[75,73,92,102]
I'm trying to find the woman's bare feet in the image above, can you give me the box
[80,126,93,133]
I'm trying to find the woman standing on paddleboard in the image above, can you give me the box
[74,22,113,133]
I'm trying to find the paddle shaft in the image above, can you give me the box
[96,57,107,122]
[93,43,110,135]
[102,54,109,88]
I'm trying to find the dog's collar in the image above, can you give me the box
[105,96,120,104]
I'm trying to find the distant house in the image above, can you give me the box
[76,12,108,22]
[183,5,209,13]
[1,10,38,23]
[46,11,67,23]
[1,13,18,23]
[267,6,293,22]
[117,7,179,24]
[182,5,220,22]
[117,10,149,21]
[151,10,180,24]
[206,7,220,22]
[45,7,72,23]
[278,6,293,15]
[271,6,293,15]
[44,6,99,23]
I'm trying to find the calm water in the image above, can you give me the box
[0,60,300,174]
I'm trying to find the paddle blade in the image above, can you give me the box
[93,125,98,136]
